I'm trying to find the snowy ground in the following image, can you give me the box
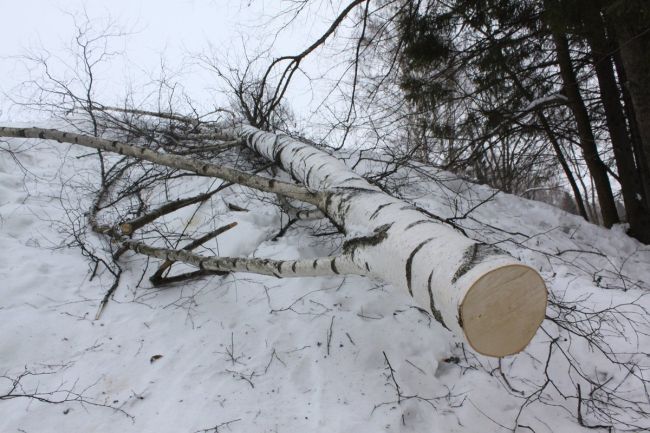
[1,131,649,432]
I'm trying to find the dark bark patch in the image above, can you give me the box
[340,176,359,184]
[370,202,393,220]
[406,237,435,296]
[451,243,504,283]
[274,141,284,166]
[305,165,315,186]
[451,244,477,284]
[343,223,392,254]
[331,258,339,274]
[427,271,449,329]
[405,220,432,230]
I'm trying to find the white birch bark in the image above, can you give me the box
[231,125,548,357]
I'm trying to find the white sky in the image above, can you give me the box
[0,0,356,123]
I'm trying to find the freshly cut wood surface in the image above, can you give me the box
[460,264,548,357]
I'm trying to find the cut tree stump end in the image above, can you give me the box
[460,264,547,357]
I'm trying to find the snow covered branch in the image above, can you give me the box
[121,238,361,278]
[0,127,320,206]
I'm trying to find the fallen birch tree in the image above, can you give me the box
[0,118,547,357]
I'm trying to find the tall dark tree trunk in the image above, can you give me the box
[612,45,650,207]
[608,1,650,237]
[584,7,650,243]
[551,30,620,227]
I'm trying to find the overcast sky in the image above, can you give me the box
[0,0,354,123]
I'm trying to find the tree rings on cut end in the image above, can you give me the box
[460,264,547,357]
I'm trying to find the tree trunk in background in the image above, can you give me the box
[609,2,650,240]
[584,7,650,243]
[551,30,620,227]
[612,43,650,210]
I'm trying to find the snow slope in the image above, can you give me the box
[1,132,649,432]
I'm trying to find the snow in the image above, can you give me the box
[521,94,569,113]
[1,132,650,432]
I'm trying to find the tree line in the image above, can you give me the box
[377,0,650,243]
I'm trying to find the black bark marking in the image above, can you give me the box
[38,131,45,139]
[343,223,392,254]
[369,202,392,220]
[340,176,359,184]
[302,151,320,163]
[313,259,318,269]
[331,258,339,274]
[365,262,370,271]
[405,220,432,230]
[271,135,280,153]
[451,243,504,283]
[305,164,315,186]
[251,131,264,153]
[291,262,297,273]
[273,138,285,166]
[325,192,335,212]
[405,237,435,297]
[337,194,354,220]
[451,244,477,284]
[427,271,449,329]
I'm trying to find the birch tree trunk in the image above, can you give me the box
[234,125,547,357]
[0,124,547,357]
